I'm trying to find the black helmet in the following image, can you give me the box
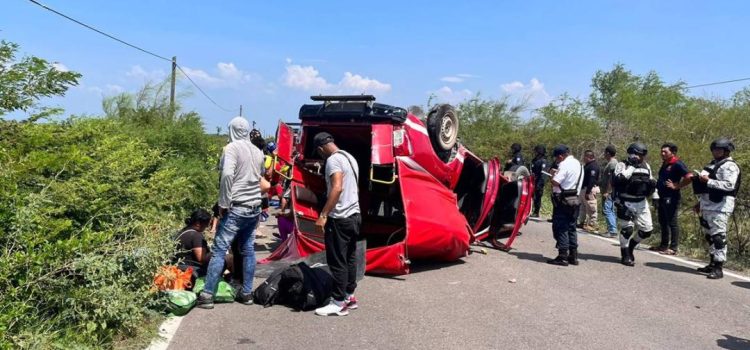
[534,144,546,156]
[710,138,735,152]
[626,142,647,156]
[510,143,522,154]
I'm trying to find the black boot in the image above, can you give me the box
[628,239,639,264]
[547,250,569,266]
[621,248,634,266]
[568,248,579,266]
[707,261,724,279]
[697,255,715,273]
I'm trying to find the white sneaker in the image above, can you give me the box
[315,300,348,316]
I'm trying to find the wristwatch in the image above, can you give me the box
[320,213,328,219]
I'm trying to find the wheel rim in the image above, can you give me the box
[440,113,456,146]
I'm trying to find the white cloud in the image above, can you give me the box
[179,66,223,85]
[441,76,464,83]
[339,72,391,93]
[430,86,473,104]
[500,78,551,107]
[283,64,330,91]
[501,81,525,92]
[52,62,69,72]
[441,73,479,83]
[80,83,125,96]
[283,62,391,94]
[126,65,167,81]
[217,62,242,80]
[105,84,125,94]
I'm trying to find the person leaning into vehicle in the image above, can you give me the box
[312,132,362,316]
[197,116,268,309]
[577,150,601,233]
[600,145,619,237]
[530,144,548,218]
[650,142,692,255]
[693,138,741,279]
[547,145,584,266]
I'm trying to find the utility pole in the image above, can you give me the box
[239,105,243,116]
[170,56,177,111]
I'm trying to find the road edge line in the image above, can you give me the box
[145,315,184,350]
[582,231,750,282]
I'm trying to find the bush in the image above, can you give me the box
[0,89,221,348]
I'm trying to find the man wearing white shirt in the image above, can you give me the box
[548,145,583,266]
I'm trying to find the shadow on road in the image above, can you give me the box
[731,281,750,290]
[508,251,549,263]
[578,253,620,264]
[644,262,700,275]
[717,334,750,350]
[409,259,466,274]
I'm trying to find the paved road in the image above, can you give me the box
[168,219,750,350]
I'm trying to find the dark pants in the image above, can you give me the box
[552,203,578,254]
[325,213,361,301]
[533,180,545,214]
[657,196,680,250]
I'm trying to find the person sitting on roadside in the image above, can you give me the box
[174,209,213,278]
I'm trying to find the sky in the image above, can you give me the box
[2,0,749,135]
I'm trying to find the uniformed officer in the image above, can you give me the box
[530,144,548,218]
[693,138,741,279]
[613,142,657,266]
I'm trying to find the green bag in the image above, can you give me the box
[165,290,196,316]
[193,277,236,303]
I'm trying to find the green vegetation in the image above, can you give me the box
[2,37,748,348]
[449,63,749,270]
[0,41,221,348]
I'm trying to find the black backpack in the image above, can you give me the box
[252,267,286,307]
[279,262,334,311]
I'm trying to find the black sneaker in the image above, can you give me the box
[237,292,254,305]
[196,292,215,309]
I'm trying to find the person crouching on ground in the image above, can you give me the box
[547,145,584,266]
[175,209,213,278]
[197,116,267,309]
[312,132,362,316]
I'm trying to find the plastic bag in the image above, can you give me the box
[153,266,193,291]
[193,277,236,303]
[164,290,196,316]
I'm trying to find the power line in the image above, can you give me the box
[27,0,233,112]
[176,65,232,112]
[685,77,750,89]
[28,0,170,62]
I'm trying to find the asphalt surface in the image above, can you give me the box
[168,218,750,350]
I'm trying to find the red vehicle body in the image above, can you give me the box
[261,96,533,275]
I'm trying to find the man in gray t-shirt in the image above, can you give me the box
[312,132,362,316]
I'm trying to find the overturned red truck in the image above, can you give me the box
[261,95,533,275]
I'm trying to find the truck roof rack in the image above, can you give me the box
[310,95,376,102]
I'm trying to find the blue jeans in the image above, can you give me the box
[204,206,260,296]
[602,194,617,234]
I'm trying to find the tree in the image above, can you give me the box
[0,40,81,119]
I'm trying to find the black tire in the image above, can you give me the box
[427,104,459,161]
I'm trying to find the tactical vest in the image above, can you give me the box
[692,159,742,203]
[614,162,655,201]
